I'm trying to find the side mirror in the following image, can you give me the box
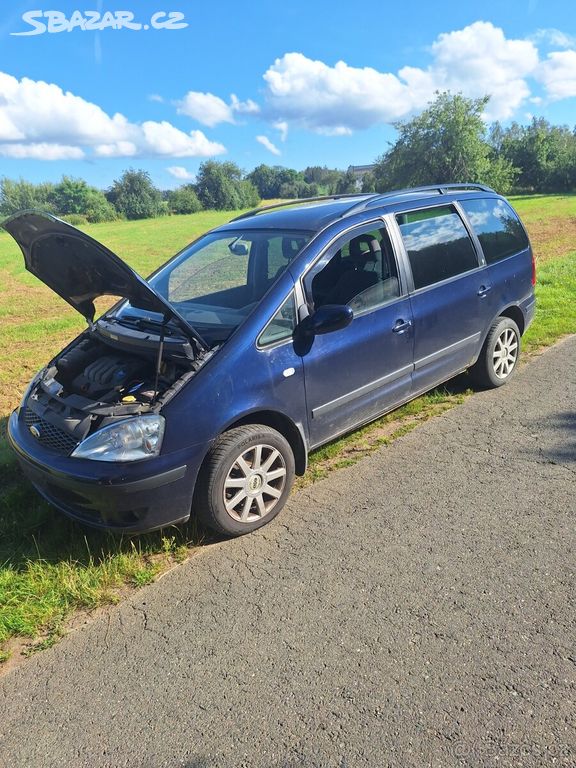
[300,304,353,336]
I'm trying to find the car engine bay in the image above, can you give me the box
[22,330,201,454]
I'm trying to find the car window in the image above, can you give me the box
[258,292,297,347]
[133,229,310,341]
[460,198,529,264]
[396,205,479,290]
[309,226,401,313]
[168,236,250,301]
[266,235,310,280]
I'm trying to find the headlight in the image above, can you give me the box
[71,415,165,462]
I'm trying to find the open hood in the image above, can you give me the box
[2,211,208,351]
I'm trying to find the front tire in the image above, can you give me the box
[470,316,521,388]
[196,424,295,536]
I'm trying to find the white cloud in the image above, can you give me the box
[263,52,410,133]
[262,22,541,132]
[177,91,234,126]
[94,141,138,157]
[316,126,353,136]
[273,120,289,142]
[177,91,260,126]
[230,94,260,115]
[531,28,576,49]
[424,21,539,120]
[167,166,196,181]
[148,93,164,103]
[536,50,576,100]
[0,71,225,160]
[0,143,85,160]
[141,121,224,156]
[256,135,281,156]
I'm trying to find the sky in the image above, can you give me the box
[0,0,575,189]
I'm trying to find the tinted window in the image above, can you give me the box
[310,227,401,313]
[396,206,478,290]
[461,198,529,264]
[258,293,297,347]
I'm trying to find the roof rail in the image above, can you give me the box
[229,193,377,222]
[229,184,496,223]
[341,183,495,218]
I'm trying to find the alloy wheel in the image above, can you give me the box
[223,443,287,523]
[492,327,519,379]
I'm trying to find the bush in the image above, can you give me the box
[167,185,203,215]
[106,169,164,220]
[0,178,55,216]
[83,190,118,222]
[63,213,88,226]
[238,179,260,208]
[195,161,260,210]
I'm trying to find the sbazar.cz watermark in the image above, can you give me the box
[11,10,188,35]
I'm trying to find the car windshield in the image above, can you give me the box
[111,229,311,345]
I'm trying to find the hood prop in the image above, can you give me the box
[152,314,169,405]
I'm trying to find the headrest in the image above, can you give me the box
[349,235,381,263]
[282,237,306,261]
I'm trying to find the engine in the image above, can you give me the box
[54,338,183,404]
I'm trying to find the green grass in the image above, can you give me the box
[524,254,576,349]
[0,197,575,665]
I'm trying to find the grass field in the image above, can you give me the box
[1,195,575,665]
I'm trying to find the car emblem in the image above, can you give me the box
[29,424,41,439]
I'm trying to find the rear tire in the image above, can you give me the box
[196,424,295,537]
[470,317,521,388]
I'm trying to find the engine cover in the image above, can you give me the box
[72,354,147,398]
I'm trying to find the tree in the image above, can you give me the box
[106,169,164,219]
[82,189,118,222]
[49,176,91,215]
[361,172,376,193]
[195,161,260,210]
[248,165,307,199]
[49,176,117,222]
[167,185,203,215]
[238,179,261,208]
[302,166,343,193]
[336,169,357,194]
[0,178,55,216]
[373,92,517,194]
[248,165,281,199]
[495,118,576,192]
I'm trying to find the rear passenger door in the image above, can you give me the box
[390,204,489,394]
[459,197,534,312]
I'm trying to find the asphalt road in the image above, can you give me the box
[1,338,574,768]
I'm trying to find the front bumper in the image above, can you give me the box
[8,409,204,534]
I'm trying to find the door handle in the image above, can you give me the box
[477,284,492,297]
[392,319,412,333]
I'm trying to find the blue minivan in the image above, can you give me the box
[5,185,536,536]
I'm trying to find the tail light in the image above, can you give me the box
[531,250,536,286]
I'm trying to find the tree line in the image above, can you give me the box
[0,162,361,223]
[1,92,575,224]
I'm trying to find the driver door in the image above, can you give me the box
[300,222,414,448]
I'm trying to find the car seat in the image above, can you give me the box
[325,235,380,305]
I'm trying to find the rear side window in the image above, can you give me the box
[396,205,478,290]
[460,198,529,264]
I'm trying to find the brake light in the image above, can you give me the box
[531,251,536,286]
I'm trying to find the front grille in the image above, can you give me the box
[23,408,79,456]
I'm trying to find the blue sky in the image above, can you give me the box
[0,1,575,189]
